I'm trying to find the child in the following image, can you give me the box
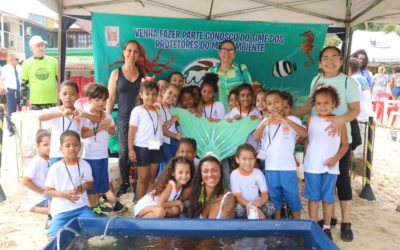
[253,90,307,220]
[255,90,267,119]
[81,84,116,215]
[23,129,52,225]
[45,130,95,239]
[156,84,182,164]
[179,86,195,112]
[157,79,169,103]
[303,86,349,240]
[225,84,260,121]
[38,80,99,165]
[198,73,225,121]
[133,156,194,218]
[188,85,201,109]
[128,82,164,200]
[227,88,239,112]
[282,90,294,117]
[230,144,274,219]
[169,71,185,87]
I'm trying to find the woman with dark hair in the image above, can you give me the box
[351,49,373,88]
[208,40,252,110]
[389,66,400,100]
[292,46,360,242]
[189,155,235,219]
[106,40,146,197]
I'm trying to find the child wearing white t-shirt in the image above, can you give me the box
[45,130,95,238]
[197,73,225,121]
[225,84,260,121]
[230,144,275,219]
[23,130,52,225]
[303,86,349,239]
[128,82,164,201]
[38,80,100,165]
[253,90,307,220]
[81,84,116,215]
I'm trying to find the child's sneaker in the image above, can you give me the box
[323,228,333,240]
[44,215,52,230]
[92,205,107,217]
[113,201,127,213]
[318,217,337,227]
[340,222,354,242]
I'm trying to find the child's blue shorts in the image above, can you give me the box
[47,206,95,237]
[85,158,110,194]
[303,172,337,203]
[265,170,302,212]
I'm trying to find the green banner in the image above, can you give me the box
[92,13,327,96]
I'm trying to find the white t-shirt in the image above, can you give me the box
[230,168,268,203]
[201,101,226,120]
[46,107,83,158]
[23,155,50,206]
[303,116,340,174]
[225,107,261,120]
[155,103,178,145]
[260,115,303,171]
[81,108,115,159]
[129,105,164,148]
[45,159,93,217]
[352,75,373,123]
[1,64,21,89]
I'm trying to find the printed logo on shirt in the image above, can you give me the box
[35,67,50,81]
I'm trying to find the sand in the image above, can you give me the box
[0,126,399,250]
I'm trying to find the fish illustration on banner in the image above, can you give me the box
[272,60,296,78]
[183,58,219,85]
[299,30,315,67]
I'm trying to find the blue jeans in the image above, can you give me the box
[6,88,20,133]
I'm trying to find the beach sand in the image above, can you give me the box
[0,127,399,250]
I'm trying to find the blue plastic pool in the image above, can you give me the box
[43,218,339,250]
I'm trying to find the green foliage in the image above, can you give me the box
[353,22,400,36]
[324,36,341,47]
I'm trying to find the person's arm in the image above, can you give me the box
[128,126,137,162]
[325,101,360,136]
[39,108,70,122]
[290,99,313,117]
[324,126,349,167]
[106,69,118,114]
[76,181,94,194]
[220,193,235,219]
[253,119,269,141]
[162,124,182,140]
[252,191,269,207]
[234,193,250,207]
[46,187,81,203]
[281,116,307,138]
[23,178,45,195]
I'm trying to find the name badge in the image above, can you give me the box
[257,149,267,160]
[148,139,161,150]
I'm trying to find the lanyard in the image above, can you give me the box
[93,111,103,142]
[203,102,214,118]
[266,124,281,150]
[64,161,82,192]
[62,115,75,132]
[161,105,171,129]
[144,106,158,136]
[239,105,251,117]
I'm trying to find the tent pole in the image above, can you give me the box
[342,0,353,73]
[208,0,215,20]
[57,0,63,86]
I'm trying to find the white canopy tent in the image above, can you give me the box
[37,0,400,78]
[349,30,400,66]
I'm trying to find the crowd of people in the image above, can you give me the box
[4,36,398,243]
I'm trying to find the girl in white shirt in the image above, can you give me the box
[225,84,260,121]
[253,90,307,220]
[133,156,194,218]
[128,82,164,200]
[303,86,349,238]
[198,73,226,121]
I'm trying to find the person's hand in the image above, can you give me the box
[195,113,202,118]
[175,133,182,140]
[63,190,80,202]
[72,109,84,119]
[129,150,136,162]
[324,157,338,168]
[171,115,179,123]
[252,199,264,207]
[22,105,27,111]
[226,118,233,123]
[62,108,73,116]
[233,114,241,120]
[325,117,345,137]
[176,200,184,212]
[249,115,258,120]
[100,118,112,130]
[257,208,266,219]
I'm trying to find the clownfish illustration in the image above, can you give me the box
[272,60,297,78]
[299,30,315,67]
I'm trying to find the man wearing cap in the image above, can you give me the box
[21,35,58,110]
[1,53,21,136]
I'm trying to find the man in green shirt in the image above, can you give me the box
[21,35,58,110]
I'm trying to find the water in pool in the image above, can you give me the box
[69,233,321,250]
